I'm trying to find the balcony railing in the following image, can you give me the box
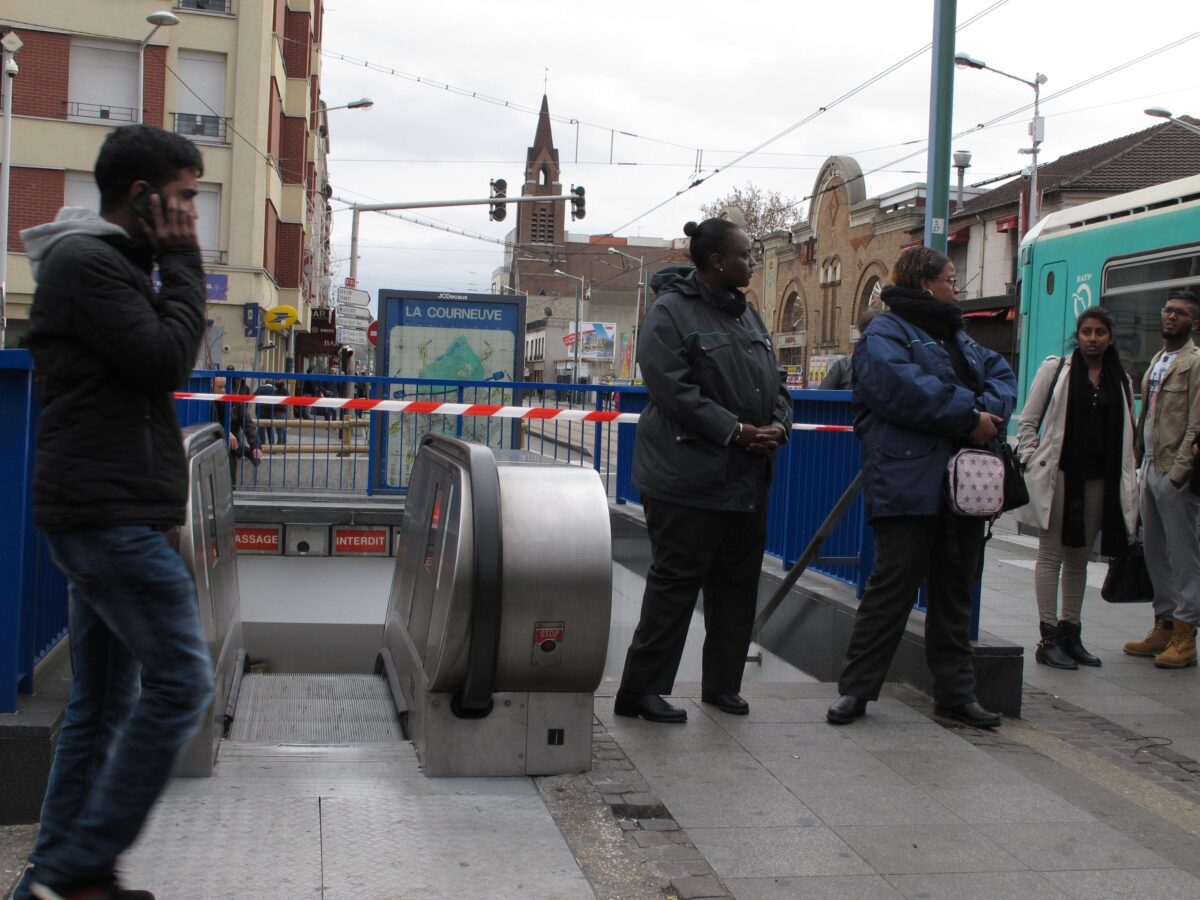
[199,249,228,265]
[177,0,233,13]
[173,112,230,143]
[66,101,136,123]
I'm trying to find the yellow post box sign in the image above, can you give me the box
[264,304,299,331]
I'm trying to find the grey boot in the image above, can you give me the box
[1059,620,1102,667]
[1035,621,1077,669]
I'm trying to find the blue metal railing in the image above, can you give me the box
[1,351,69,713]
[6,353,977,710]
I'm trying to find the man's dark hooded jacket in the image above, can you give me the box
[632,265,792,512]
[21,208,206,530]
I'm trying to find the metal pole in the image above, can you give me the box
[0,47,15,349]
[348,205,360,285]
[574,280,582,382]
[630,261,644,381]
[923,0,957,252]
[956,167,965,209]
[1028,80,1041,229]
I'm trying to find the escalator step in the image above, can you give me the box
[230,673,403,743]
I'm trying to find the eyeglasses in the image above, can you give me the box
[1161,306,1196,319]
[936,276,959,287]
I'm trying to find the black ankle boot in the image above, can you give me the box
[1059,620,1102,667]
[1036,621,1077,669]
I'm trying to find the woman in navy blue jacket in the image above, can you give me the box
[827,246,1016,729]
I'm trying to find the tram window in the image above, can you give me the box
[1106,253,1200,292]
[1046,271,1055,295]
[1104,287,1199,394]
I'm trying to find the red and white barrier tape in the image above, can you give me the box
[175,392,854,432]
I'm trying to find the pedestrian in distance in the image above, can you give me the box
[827,246,1016,729]
[211,375,261,487]
[1016,307,1138,669]
[616,218,792,724]
[1123,289,1200,668]
[817,308,880,390]
[15,124,215,900]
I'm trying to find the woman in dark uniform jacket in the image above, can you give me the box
[616,218,792,723]
[826,246,1016,729]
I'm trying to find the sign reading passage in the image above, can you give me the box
[234,525,282,554]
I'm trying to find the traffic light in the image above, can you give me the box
[489,178,507,221]
[570,184,586,221]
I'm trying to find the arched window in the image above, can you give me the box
[782,290,805,332]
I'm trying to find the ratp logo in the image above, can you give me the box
[1072,274,1094,317]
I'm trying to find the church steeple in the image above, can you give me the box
[519,95,564,246]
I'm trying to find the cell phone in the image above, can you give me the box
[132,187,162,226]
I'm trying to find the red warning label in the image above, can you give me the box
[535,624,565,644]
[234,525,282,554]
[333,527,389,556]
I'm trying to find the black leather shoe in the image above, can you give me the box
[934,701,1001,729]
[613,690,687,723]
[701,692,750,715]
[826,695,868,725]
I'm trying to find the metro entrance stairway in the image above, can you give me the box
[228,674,403,743]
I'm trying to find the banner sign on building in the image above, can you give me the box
[374,289,526,492]
[563,322,617,361]
[153,271,228,301]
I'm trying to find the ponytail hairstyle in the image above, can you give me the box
[684,218,743,271]
[890,246,951,291]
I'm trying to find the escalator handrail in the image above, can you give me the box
[419,434,503,718]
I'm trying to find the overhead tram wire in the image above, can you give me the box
[605,0,1011,235]
[776,28,1200,220]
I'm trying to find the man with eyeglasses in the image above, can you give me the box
[1124,288,1200,668]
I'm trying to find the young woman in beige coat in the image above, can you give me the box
[1016,307,1138,668]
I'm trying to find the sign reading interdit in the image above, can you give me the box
[332,526,390,556]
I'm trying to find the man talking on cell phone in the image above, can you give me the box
[13,125,214,900]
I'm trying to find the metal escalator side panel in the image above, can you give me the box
[493,465,612,693]
[175,423,245,776]
[381,441,474,695]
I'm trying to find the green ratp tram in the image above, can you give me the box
[1017,173,1200,410]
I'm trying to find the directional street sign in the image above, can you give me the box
[336,286,371,308]
[337,327,368,344]
[336,306,371,324]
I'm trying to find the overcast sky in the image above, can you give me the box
[320,0,1199,309]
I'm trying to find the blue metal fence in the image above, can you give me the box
[1,351,69,713]
[4,355,935,711]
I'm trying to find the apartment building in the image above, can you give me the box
[2,0,331,370]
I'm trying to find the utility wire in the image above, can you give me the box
[777,29,1200,218]
[606,0,1010,234]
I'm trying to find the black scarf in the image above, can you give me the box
[882,285,977,390]
[1059,349,1129,554]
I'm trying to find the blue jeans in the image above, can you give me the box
[15,526,213,896]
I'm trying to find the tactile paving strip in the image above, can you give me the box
[230,673,403,742]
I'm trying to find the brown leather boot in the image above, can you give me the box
[1124,618,1172,657]
[1155,620,1198,669]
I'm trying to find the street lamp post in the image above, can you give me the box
[138,12,180,125]
[323,97,374,114]
[607,247,645,381]
[0,31,21,350]
[956,52,1047,231]
[1145,107,1200,138]
[553,269,586,383]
